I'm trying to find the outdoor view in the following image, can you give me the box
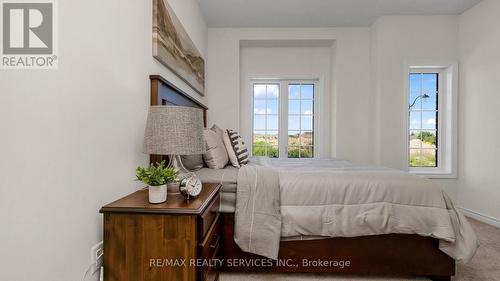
[409,73,439,167]
[287,84,314,158]
[253,83,314,158]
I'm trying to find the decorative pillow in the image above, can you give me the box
[226,129,249,166]
[180,154,204,171]
[203,125,229,169]
[223,130,240,167]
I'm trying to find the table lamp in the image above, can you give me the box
[143,105,206,176]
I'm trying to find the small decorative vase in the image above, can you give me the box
[148,184,167,204]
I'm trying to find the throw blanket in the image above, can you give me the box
[235,157,478,262]
[234,157,281,259]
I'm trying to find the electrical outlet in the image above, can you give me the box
[90,241,104,268]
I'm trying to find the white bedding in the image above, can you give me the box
[235,157,478,262]
[274,158,454,238]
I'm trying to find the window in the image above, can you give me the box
[252,80,317,158]
[408,72,439,167]
[406,65,457,178]
[287,84,314,158]
[252,84,280,157]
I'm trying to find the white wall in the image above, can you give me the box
[370,16,459,169]
[240,46,332,157]
[207,28,373,164]
[0,0,207,280]
[208,21,460,197]
[1,3,499,281]
[206,10,500,225]
[370,16,459,199]
[457,0,500,224]
[368,11,500,219]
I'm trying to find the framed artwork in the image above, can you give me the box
[153,0,205,96]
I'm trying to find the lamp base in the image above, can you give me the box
[168,155,190,174]
[168,155,192,195]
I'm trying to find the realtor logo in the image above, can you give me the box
[1,0,57,69]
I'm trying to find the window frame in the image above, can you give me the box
[405,64,458,178]
[251,83,281,158]
[251,79,319,159]
[408,69,442,171]
[286,82,316,158]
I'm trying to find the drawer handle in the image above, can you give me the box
[209,235,220,249]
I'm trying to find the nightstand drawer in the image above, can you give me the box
[199,213,220,281]
[199,213,220,257]
[199,194,220,238]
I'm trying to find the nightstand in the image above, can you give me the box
[100,183,221,281]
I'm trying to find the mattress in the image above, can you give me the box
[194,166,238,213]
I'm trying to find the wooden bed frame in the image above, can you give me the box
[149,75,455,281]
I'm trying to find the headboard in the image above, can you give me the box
[149,75,208,165]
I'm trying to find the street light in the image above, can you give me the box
[409,94,430,109]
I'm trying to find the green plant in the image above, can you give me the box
[409,153,437,167]
[253,141,279,158]
[135,161,178,186]
[415,131,436,145]
[287,147,313,158]
[287,148,300,158]
[253,141,313,158]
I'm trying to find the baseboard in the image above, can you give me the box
[460,207,500,229]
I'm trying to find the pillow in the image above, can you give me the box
[223,130,240,167]
[210,124,225,139]
[180,154,204,171]
[203,125,229,169]
[226,129,249,166]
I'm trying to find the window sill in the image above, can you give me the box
[408,169,457,179]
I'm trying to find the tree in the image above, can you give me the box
[416,131,436,145]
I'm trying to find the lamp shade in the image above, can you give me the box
[143,106,206,155]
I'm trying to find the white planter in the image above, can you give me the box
[148,184,167,204]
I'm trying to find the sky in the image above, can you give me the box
[254,77,437,137]
[254,84,314,135]
[409,73,438,133]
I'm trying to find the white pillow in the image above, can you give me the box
[203,125,229,169]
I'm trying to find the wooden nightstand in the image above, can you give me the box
[100,183,222,281]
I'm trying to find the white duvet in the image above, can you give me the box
[236,157,478,262]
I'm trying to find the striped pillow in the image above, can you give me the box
[226,129,249,166]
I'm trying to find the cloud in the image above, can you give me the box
[425,118,436,125]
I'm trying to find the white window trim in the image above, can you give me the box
[404,64,458,179]
[250,78,320,158]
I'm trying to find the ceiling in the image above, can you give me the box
[198,0,482,27]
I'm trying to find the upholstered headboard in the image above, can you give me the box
[149,75,208,165]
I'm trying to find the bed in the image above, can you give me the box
[150,74,478,281]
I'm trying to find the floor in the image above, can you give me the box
[220,219,500,281]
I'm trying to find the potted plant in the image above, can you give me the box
[136,161,178,204]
